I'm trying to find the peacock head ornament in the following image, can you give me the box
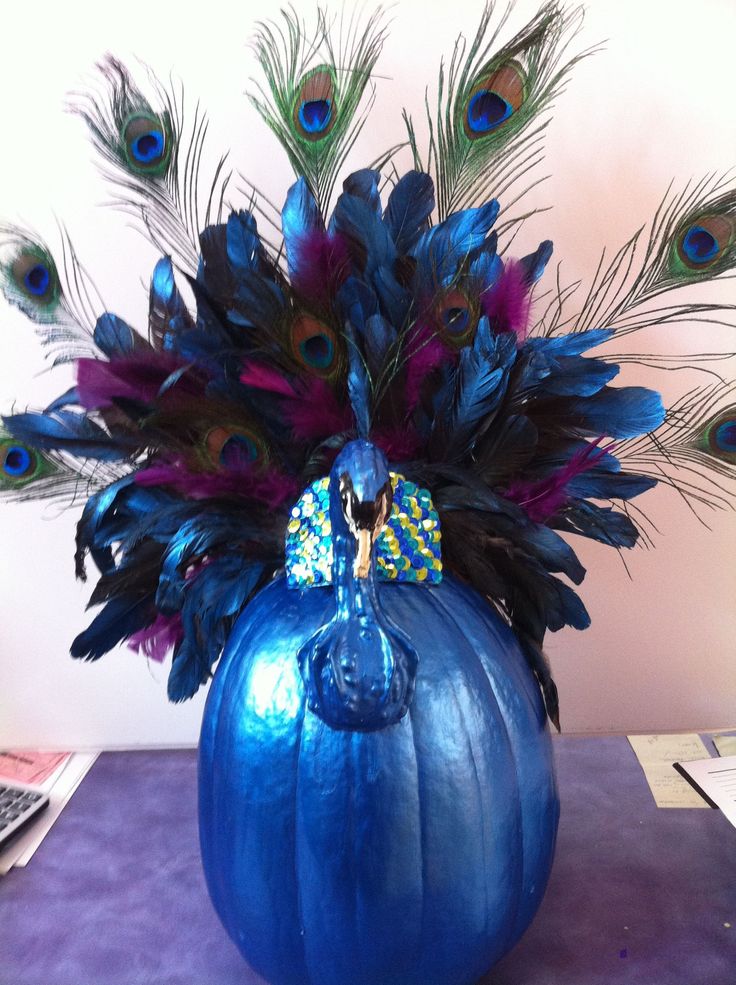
[2,3,736,982]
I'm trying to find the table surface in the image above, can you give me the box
[1,735,734,985]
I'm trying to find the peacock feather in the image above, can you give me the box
[0,224,99,363]
[1,3,734,732]
[405,1,592,220]
[70,57,232,269]
[250,7,389,213]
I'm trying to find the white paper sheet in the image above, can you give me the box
[674,755,736,830]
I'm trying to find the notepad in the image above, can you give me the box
[673,756,736,829]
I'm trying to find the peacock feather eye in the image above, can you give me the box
[696,408,736,464]
[292,66,337,142]
[675,214,734,271]
[290,314,340,377]
[205,426,266,470]
[434,289,479,348]
[122,113,172,174]
[464,61,527,138]
[0,438,53,487]
[9,248,59,310]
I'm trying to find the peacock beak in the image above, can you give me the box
[339,473,393,579]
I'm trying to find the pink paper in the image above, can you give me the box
[0,750,70,785]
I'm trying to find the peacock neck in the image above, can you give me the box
[295,440,419,732]
[330,490,381,618]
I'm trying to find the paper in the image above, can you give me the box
[0,751,98,875]
[714,734,736,758]
[0,750,70,785]
[628,733,711,808]
[673,755,736,829]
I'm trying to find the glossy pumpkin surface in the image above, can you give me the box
[199,573,559,985]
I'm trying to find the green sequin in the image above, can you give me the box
[285,472,442,588]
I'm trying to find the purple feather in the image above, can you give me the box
[290,230,351,305]
[504,439,611,522]
[76,354,196,410]
[481,261,532,342]
[240,362,298,398]
[240,362,352,440]
[128,612,184,663]
[373,425,422,460]
[135,458,297,507]
[405,322,453,413]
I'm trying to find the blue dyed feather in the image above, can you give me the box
[552,500,640,549]
[156,514,263,612]
[71,593,154,661]
[412,199,499,287]
[571,386,665,439]
[94,313,141,357]
[167,557,264,701]
[226,210,263,274]
[44,387,80,414]
[519,240,554,284]
[149,256,192,349]
[383,170,435,255]
[432,321,515,459]
[3,410,126,461]
[330,193,396,275]
[346,323,371,439]
[342,169,382,215]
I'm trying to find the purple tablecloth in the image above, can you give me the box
[1,735,734,985]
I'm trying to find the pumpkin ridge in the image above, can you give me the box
[427,582,523,962]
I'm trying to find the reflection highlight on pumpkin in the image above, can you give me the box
[246,658,302,723]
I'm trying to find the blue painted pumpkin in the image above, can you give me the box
[198,441,559,985]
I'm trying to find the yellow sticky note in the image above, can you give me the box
[628,734,711,808]
[714,734,736,758]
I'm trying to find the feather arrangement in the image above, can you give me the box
[1,2,735,730]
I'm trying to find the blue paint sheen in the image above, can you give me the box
[198,573,558,985]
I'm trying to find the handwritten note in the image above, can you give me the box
[628,734,711,808]
[714,734,736,758]
[673,756,736,829]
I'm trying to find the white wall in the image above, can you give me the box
[0,0,734,749]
